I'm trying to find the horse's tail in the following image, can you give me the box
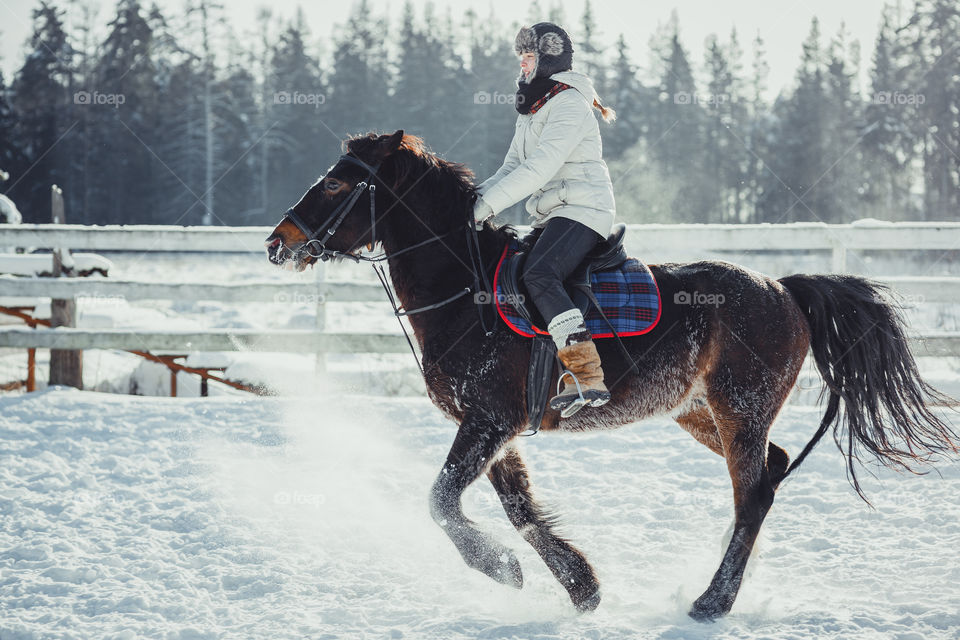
[778,273,959,502]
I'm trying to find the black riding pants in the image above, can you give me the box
[521,216,603,325]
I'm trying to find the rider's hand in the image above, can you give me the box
[473,197,494,230]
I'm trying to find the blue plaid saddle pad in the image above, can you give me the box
[492,243,662,338]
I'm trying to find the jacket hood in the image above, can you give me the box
[549,71,599,103]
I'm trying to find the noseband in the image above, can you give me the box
[284,154,381,263]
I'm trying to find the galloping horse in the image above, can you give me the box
[265,130,958,620]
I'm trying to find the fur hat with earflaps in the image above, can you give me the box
[515,22,574,84]
[514,22,617,123]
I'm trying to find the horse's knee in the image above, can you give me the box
[429,476,458,525]
[428,486,447,524]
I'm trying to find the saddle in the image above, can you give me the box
[499,223,628,330]
[493,223,657,435]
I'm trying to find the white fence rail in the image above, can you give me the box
[0,276,385,303]
[0,327,409,353]
[2,274,959,305]
[3,220,960,254]
[1,222,959,357]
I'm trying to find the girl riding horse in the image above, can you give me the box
[474,22,618,418]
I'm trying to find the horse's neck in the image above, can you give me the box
[384,225,505,326]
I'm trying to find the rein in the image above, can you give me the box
[282,153,496,373]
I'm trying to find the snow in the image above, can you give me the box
[0,196,22,225]
[1,388,958,638]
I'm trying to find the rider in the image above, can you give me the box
[473,22,617,417]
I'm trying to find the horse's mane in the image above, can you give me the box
[343,132,519,242]
[344,132,475,198]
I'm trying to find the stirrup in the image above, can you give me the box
[550,370,589,418]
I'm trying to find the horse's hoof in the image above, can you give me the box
[491,550,524,589]
[688,593,731,622]
[573,588,601,613]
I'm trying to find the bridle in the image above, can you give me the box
[283,154,467,265]
[283,154,382,263]
[278,152,497,371]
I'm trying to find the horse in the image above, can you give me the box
[265,129,958,621]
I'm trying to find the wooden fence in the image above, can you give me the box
[0,221,958,392]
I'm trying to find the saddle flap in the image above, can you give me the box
[524,334,557,434]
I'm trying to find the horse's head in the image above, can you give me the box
[265,129,407,271]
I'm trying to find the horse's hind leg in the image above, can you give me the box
[429,413,523,588]
[487,444,601,612]
[688,400,780,621]
[675,405,790,487]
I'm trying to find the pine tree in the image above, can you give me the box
[265,14,328,216]
[253,7,277,219]
[862,6,910,219]
[463,4,521,214]
[393,1,433,137]
[723,29,751,222]
[153,58,207,223]
[212,43,261,225]
[61,0,99,222]
[433,5,471,156]
[393,1,464,154]
[526,0,545,24]
[150,1,226,224]
[909,0,960,219]
[86,0,159,224]
[638,13,710,222]
[744,31,774,223]
[546,2,566,25]
[654,23,701,178]
[761,18,829,223]
[10,1,75,221]
[190,0,225,224]
[820,23,865,222]
[864,2,932,220]
[602,34,643,159]
[0,69,24,184]
[326,0,392,140]
[703,35,736,222]
[577,0,607,98]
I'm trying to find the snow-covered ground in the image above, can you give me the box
[1,387,958,639]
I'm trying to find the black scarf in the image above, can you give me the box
[515,76,560,115]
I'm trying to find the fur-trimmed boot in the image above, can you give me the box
[546,309,610,418]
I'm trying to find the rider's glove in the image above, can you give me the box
[473,197,494,231]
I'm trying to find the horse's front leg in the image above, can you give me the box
[429,413,523,588]
[488,444,601,611]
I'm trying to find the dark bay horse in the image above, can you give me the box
[265,130,958,620]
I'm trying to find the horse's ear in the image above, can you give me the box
[377,129,404,158]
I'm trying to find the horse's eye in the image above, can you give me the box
[325,181,339,191]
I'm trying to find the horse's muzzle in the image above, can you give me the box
[265,236,290,265]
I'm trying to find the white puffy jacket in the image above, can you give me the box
[475,70,616,238]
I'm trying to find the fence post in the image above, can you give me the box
[48,185,83,389]
[26,348,36,391]
[831,244,847,274]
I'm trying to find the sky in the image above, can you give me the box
[0,0,895,101]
